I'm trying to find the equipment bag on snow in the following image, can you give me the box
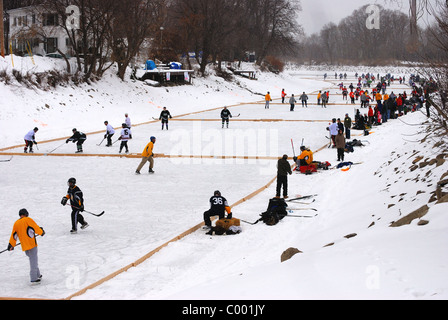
[260,198,288,226]
[299,164,318,175]
[216,218,241,230]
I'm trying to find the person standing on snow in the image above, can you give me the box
[265,92,272,109]
[327,118,339,148]
[7,209,45,284]
[61,178,89,234]
[125,113,132,129]
[104,121,115,147]
[221,107,233,128]
[335,129,346,162]
[118,123,132,154]
[203,190,232,230]
[24,127,39,153]
[281,89,287,104]
[289,94,297,111]
[300,92,308,108]
[136,136,156,175]
[344,114,352,140]
[66,128,87,153]
[321,91,328,108]
[159,107,173,130]
[276,155,292,199]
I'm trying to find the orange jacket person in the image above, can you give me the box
[265,92,272,109]
[136,136,156,174]
[296,146,314,166]
[8,209,45,284]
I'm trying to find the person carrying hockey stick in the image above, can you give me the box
[61,177,89,234]
[66,128,87,153]
[118,123,132,154]
[104,121,115,147]
[24,127,39,153]
[7,209,45,284]
[221,107,232,128]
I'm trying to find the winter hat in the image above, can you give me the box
[19,209,29,217]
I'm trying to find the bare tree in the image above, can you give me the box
[110,0,165,80]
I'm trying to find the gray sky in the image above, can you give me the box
[298,0,434,35]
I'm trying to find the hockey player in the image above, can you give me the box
[300,92,309,108]
[281,89,287,103]
[203,190,232,230]
[221,107,232,128]
[61,178,89,234]
[136,136,156,174]
[104,121,115,147]
[66,128,87,153]
[7,209,45,284]
[118,123,132,154]
[125,113,132,129]
[265,92,272,109]
[295,146,314,167]
[159,107,172,130]
[24,127,39,153]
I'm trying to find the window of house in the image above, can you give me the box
[45,37,58,53]
[43,13,59,26]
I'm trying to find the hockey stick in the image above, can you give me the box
[47,142,66,154]
[281,213,318,218]
[0,156,13,162]
[287,199,316,205]
[97,138,106,146]
[0,244,20,254]
[1,235,41,254]
[288,208,318,212]
[286,194,318,202]
[241,218,262,225]
[69,205,105,217]
[291,139,296,158]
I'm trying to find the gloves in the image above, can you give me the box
[79,205,84,212]
[40,228,45,237]
[7,244,14,251]
[104,134,107,138]
[66,139,70,144]
[61,197,68,206]
[227,212,233,219]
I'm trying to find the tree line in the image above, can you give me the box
[294,5,447,66]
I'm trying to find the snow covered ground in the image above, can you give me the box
[1,55,447,301]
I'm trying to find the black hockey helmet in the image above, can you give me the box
[214,190,221,196]
[68,177,76,186]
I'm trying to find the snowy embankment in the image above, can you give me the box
[0,55,447,300]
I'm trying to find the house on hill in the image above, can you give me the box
[7,6,71,57]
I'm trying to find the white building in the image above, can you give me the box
[7,6,72,56]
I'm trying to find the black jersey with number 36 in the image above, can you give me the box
[209,196,229,213]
